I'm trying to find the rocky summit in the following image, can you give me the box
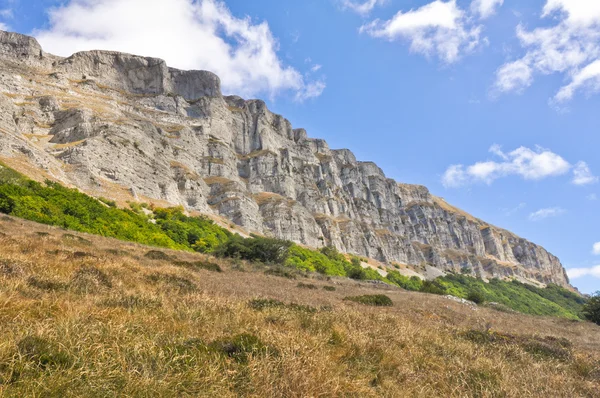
[0,30,570,288]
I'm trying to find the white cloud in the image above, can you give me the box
[359,0,483,63]
[470,0,503,19]
[567,265,600,279]
[341,0,385,16]
[503,202,526,216]
[295,80,327,102]
[587,193,598,201]
[493,59,533,93]
[34,0,323,100]
[442,145,571,187]
[311,64,322,72]
[529,207,565,221]
[572,161,599,186]
[555,60,600,102]
[494,0,600,102]
[0,22,7,31]
[593,242,600,255]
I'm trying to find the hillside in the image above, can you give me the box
[0,29,570,288]
[0,214,599,397]
[0,162,587,320]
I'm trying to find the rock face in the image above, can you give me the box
[0,30,571,287]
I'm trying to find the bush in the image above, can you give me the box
[467,290,486,305]
[344,294,393,307]
[583,292,600,325]
[215,235,292,264]
[420,280,447,295]
[386,271,423,291]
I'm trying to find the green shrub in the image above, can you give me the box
[467,290,486,305]
[215,235,292,264]
[583,292,600,325]
[420,280,447,295]
[434,274,585,319]
[323,286,336,292]
[386,271,423,291]
[344,294,393,307]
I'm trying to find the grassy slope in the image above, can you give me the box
[0,218,599,397]
[0,162,586,320]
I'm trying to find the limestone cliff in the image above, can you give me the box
[0,30,570,287]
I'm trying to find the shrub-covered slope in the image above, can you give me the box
[0,163,587,320]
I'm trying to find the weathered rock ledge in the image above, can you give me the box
[0,30,571,287]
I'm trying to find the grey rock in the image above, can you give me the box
[0,30,571,288]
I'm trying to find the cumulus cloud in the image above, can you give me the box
[529,207,565,221]
[572,161,599,186]
[494,0,600,102]
[442,145,572,187]
[359,0,483,63]
[593,242,600,255]
[470,0,503,19]
[34,0,323,100]
[341,0,386,15]
[567,265,600,279]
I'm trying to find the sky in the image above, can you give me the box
[0,0,599,294]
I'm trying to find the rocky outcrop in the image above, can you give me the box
[0,30,571,287]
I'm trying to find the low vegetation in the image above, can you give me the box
[344,295,394,307]
[0,163,589,321]
[0,222,598,396]
[584,292,600,325]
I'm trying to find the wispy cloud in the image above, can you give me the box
[442,145,596,188]
[359,0,483,64]
[567,265,600,279]
[442,145,573,187]
[572,161,598,186]
[593,242,600,255]
[341,0,386,16]
[34,0,324,100]
[529,207,565,221]
[587,193,598,201]
[493,0,600,103]
[470,0,504,20]
[503,202,526,216]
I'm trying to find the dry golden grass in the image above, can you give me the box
[0,216,599,397]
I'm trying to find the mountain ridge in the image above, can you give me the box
[0,29,570,288]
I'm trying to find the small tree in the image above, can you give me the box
[583,292,600,325]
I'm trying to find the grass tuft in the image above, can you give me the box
[344,294,393,307]
[17,336,73,369]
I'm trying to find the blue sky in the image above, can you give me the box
[1,0,599,294]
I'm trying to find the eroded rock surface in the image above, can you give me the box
[0,30,570,287]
